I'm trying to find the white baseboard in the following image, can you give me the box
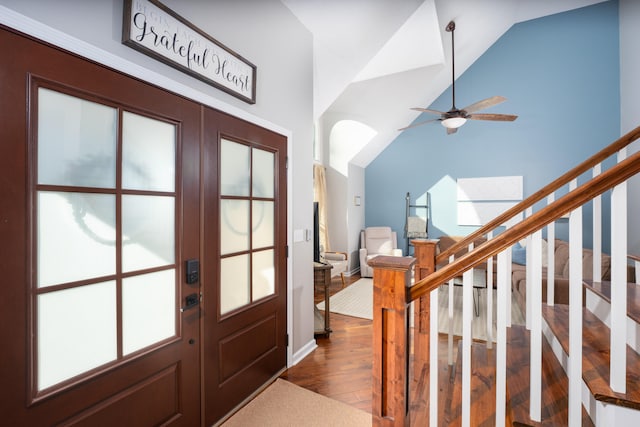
[290,338,317,366]
[345,267,360,277]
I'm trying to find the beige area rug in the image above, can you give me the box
[316,278,525,341]
[221,378,371,427]
[316,278,373,319]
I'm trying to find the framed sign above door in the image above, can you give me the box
[122,0,257,104]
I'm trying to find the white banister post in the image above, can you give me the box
[506,241,513,327]
[525,208,533,330]
[430,286,439,427]
[593,164,602,282]
[461,244,474,427]
[495,249,509,427]
[568,179,583,427]
[610,149,628,393]
[547,194,556,306]
[530,230,542,422]
[486,231,494,349]
[448,254,455,365]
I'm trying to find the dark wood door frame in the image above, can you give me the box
[0,23,291,427]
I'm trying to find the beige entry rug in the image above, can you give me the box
[316,278,373,319]
[316,278,525,341]
[221,378,371,427]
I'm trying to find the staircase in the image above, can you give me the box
[369,126,640,426]
[438,283,640,426]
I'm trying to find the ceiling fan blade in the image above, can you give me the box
[398,118,440,131]
[461,95,507,114]
[447,127,458,135]
[467,113,518,122]
[411,107,447,115]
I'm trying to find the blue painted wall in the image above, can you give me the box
[365,0,620,254]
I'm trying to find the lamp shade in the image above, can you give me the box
[441,117,467,129]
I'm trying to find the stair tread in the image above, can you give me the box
[583,280,640,324]
[542,303,640,410]
[505,325,594,426]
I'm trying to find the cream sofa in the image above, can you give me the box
[510,239,613,312]
[437,236,634,314]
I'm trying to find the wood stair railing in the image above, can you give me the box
[370,126,640,426]
[412,144,640,302]
[436,126,640,269]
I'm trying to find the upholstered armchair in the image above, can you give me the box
[322,251,348,287]
[359,227,402,278]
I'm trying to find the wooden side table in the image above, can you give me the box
[314,261,333,337]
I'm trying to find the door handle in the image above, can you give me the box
[180,293,200,312]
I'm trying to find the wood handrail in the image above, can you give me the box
[436,126,640,266]
[411,148,640,302]
[628,254,640,263]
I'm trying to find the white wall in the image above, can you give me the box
[323,163,365,274]
[620,0,640,253]
[325,168,348,252]
[319,111,367,274]
[0,0,315,360]
[347,163,365,271]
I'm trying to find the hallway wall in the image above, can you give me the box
[0,0,316,360]
[366,1,621,253]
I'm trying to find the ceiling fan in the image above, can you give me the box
[400,21,517,134]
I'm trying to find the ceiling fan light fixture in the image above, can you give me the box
[441,117,467,129]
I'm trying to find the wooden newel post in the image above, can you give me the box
[412,238,439,343]
[411,239,439,424]
[370,255,415,427]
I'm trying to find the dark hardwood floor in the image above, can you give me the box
[281,273,373,413]
[282,273,640,425]
[281,273,464,419]
[279,273,522,425]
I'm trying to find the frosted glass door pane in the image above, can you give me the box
[38,88,117,188]
[221,255,250,315]
[252,201,274,249]
[122,195,175,272]
[122,269,176,355]
[122,112,176,192]
[220,199,249,255]
[38,281,117,390]
[253,249,275,300]
[252,148,274,198]
[38,192,116,287]
[220,139,250,196]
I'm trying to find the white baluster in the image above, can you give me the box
[593,163,602,282]
[610,149,627,393]
[506,236,513,328]
[487,231,494,349]
[495,249,509,427]
[461,244,474,427]
[547,194,555,306]
[430,286,439,427]
[530,230,542,422]
[448,254,455,365]
[525,207,533,330]
[568,178,583,427]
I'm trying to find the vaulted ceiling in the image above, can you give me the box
[282,0,607,167]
